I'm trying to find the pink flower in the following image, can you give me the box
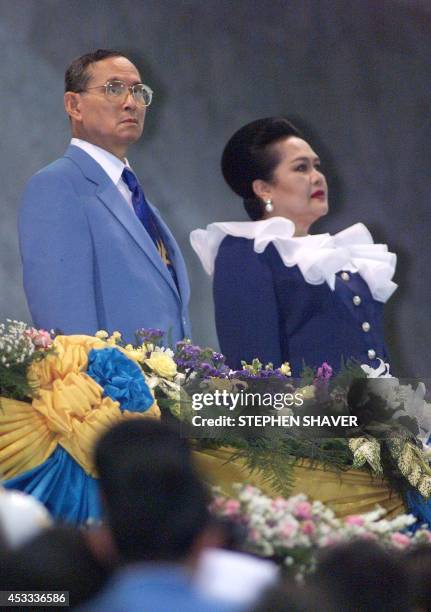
[321,536,337,547]
[301,520,316,536]
[293,501,312,520]
[272,497,289,510]
[223,499,241,516]
[345,515,365,527]
[210,496,225,511]
[278,521,297,539]
[391,532,411,549]
[26,328,53,348]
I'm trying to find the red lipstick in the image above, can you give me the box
[311,190,325,199]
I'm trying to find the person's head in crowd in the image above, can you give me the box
[0,525,112,609]
[95,419,212,567]
[64,49,153,159]
[312,539,411,612]
[0,488,51,549]
[404,544,431,612]
[221,117,328,236]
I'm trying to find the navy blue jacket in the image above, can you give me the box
[214,236,388,376]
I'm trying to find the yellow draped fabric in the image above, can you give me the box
[27,335,106,387]
[0,335,160,479]
[0,398,57,479]
[193,447,406,518]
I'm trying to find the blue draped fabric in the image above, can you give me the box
[405,488,431,531]
[3,447,102,524]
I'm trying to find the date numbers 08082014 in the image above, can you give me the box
[0,591,69,607]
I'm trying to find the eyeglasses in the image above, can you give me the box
[82,80,153,106]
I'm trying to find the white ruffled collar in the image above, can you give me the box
[190,217,397,303]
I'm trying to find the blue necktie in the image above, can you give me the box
[121,167,155,243]
[121,167,179,289]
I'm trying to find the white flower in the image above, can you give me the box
[361,359,392,378]
[154,346,175,358]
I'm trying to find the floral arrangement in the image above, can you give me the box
[0,323,161,480]
[163,351,431,503]
[211,483,431,580]
[2,321,431,505]
[0,320,54,399]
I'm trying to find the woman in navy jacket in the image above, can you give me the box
[191,118,397,376]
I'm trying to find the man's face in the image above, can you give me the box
[67,56,146,159]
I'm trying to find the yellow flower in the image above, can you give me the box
[299,385,315,400]
[95,330,109,339]
[279,362,291,376]
[121,345,146,363]
[106,331,122,346]
[145,351,177,378]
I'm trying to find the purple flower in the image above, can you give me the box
[135,328,165,344]
[231,368,280,380]
[315,362,333,383]
[174,341,230,378]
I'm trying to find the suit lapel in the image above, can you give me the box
[65,145,181,301]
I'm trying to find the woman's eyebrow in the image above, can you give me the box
[290,155,321,163]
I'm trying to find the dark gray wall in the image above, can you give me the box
[1,0,430,375]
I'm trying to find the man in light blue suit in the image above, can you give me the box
[19,49,190,344]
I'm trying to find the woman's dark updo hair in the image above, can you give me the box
[221,117,301,220]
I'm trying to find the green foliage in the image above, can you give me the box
[299,364,315,386]
[193,431,353,497]
[0,363,35,401]
[331,358,366,388]
[230,441,297,497]
[0,348,49,402]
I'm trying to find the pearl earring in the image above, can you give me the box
[264,199,274,213]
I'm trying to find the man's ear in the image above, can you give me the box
[64,92,82,121]
[252,179,272,202]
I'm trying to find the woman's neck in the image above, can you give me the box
[293,226,310,237]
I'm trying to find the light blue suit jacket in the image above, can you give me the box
[79,565,238,612]
[19,145,191,344]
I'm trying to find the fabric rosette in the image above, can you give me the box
[87,347,154,412]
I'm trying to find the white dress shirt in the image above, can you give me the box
[70,138,134,211]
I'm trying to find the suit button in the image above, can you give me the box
[362,322,370,332]
[353,296,361,306]
[368,349,376,360]
[341,272,350,281]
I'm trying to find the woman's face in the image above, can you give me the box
[256,137,328,231]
